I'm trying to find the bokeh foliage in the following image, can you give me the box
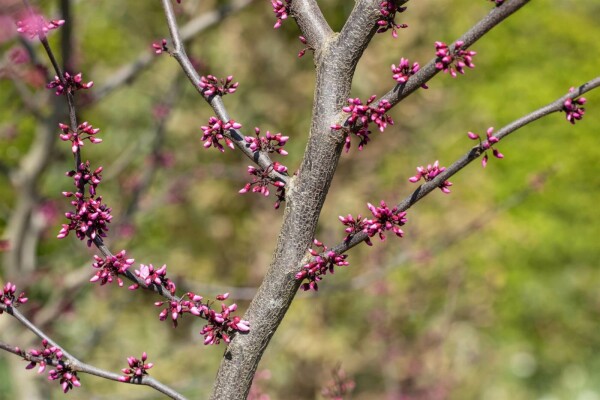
[0,0,599,399]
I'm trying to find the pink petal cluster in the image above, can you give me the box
[391,58,420,84]
[435,40,476,77]
[47,72,93,96]
[244,127,289,155]
[408,160,453,194]
[239,163,287,209]
[58,122,102,153]
[119,352,153,383]
[48,364,81,393]
[154,292,249,343]
[366,201,407,241]
[26,340,63,374]
[377,1,408,38]
[295,239,349,291]
[200,117,241,152]
[129,264,176,295]
[271,0,291,29]
[0,282,28,312]
[90,250,134,287]
[562,92,586,124]
[152,39,168,54]
[26,340,79,393]
[16,15,64,39]
[467,127,504,168]
[331,95,393,152]
[199,75,239,97]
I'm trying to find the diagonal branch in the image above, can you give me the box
[0,306,186,400]
[161,0,288,186]
[92,0,255,103]
[331,77,600,255]
[381,0,531,108]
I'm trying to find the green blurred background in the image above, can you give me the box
[0,0,599,398]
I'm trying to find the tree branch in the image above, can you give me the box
[0,306,186,400]
[92,0,255,103]
[332,77,600,255]
[382,0,531,108]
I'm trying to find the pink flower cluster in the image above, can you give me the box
[119,352,153,383]
[155,292,249,344]
[391,58,420,84]
[58,122,102,154]
[152,39,168,54]
[435,40,476,77]
[16,15,64,39]
[244,128,289,155]
[58,162,112,245]
[377,1,408,38]
[199,298,250,345]
[239,163,287,209]
[468,127,504,168]
[26,340,80,393]
[129,264,177,295]
[490,0,505,5]
[26,340,63,374]
[48,364,81,393]
[90,250,134,287]
[339,201,408,245]
[200,117,241,152]
[408,160,453,194]
[0,282,28,312]
[331,95,394,152]
[47,72,93,96]
[198,75,239,97]
[271,0,291,29]
[563,93,586,125]
[296,239,349,291]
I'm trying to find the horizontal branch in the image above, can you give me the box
[330,76,600,255]
[0,305,186,400]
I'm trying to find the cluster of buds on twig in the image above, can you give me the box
[296,239,349,291]
[435,40,476,77]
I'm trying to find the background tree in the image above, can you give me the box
[0,0,599,399]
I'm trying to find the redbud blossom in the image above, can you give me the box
[244,127,289,155]
[200,117,240,152]
[296,239,349,291]
[272,0,291,29]
[297,36,314,58]
[16,15,64,39]
[198,75,239,97]
[152,39,168,54]
[129,264,176,295]
[435,41,476,77]
[467,127,504,168]
[322,367,356,400]
[0,282,28,312]
[58,121,101,153]
[562,90,586,124]
[366,201,407,241]
[377,1,408,38]
[331,95,393,152]
[239,163,287,209]
[339,214,373,246]
[490,0,505,5]
[25,340,78,393]
[47,72,93,96]
[408,160,453,194]
[48,365,81,393]
[90,250,134,287]
[119,352,154,383]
